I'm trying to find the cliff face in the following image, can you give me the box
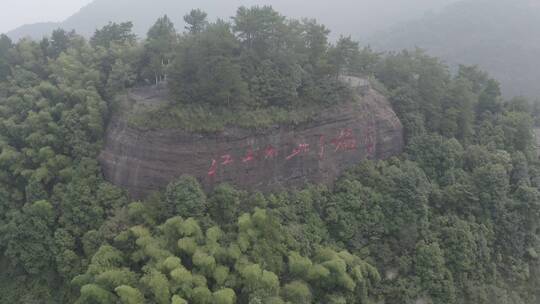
[99,82,404,198]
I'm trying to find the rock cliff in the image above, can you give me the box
[99,80,404,198]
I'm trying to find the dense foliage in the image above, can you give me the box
[0,5,539,304]
[128,7,362,132]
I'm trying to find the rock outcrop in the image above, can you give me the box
[99,81,404,199]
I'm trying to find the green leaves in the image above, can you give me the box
[3,200,55,275]
[165,176,207,218]
[169,22,249,107]
[77,284,116,304]
[91,22,136,48]
[144,15,177,84]
[414,241,457,304]
[233,6,286,53]
[141,270,170,304]
[77,209,380,304]
[282,281,311,304]
[288,252,313,278]
[213,288,236,304]
[184,9,209,34]
[115,285,145,304]
[167,5,355,110]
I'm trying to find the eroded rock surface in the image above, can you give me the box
[99,81,404,198]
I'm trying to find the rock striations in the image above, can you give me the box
[99,80,404,199]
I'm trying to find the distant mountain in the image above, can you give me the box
[7,22,58,41]
[6,0,458,41]
[369,0,540,99]
[7,0,233,40]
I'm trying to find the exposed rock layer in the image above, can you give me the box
[99,83,404,198]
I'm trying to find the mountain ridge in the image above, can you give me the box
[6,0,457,41]
[369,0,540,98]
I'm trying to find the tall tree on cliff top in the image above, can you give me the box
[328,36,360,78]
[184,9,208,34]
[90,22,136,48]
[232,6,286,56]
[169,21,248,106]
[48,29,78,59]
[144,15,177,85]
[302,19,330,68]
[477,79,503,116]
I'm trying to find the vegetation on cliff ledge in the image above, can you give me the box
[126,7,363,131]
[0,5,539,304]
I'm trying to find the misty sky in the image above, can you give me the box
[1,0,460,35]
[0,0,93,33]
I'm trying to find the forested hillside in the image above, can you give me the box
[370,0,540,99]
[0,6,539,304]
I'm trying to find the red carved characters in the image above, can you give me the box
[208,159,218,177]
[264,145,278,159]
[286,143,310,160]
[221,154,234,165]
[331,129,358,152]
[318,135,325,159]
[208,153,235,177]
[207,127,369,178]
[242,149,256,163]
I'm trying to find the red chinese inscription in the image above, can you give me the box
[207,126,372,178]
[208,159,218,177]
[242,149,256,163]
[331,129,358,152]
[221,154,234,165]
[286,143,310,160]
[264,145,278,159]
[319,135,325,159]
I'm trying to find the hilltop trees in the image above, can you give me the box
[184,9,208,34]
[328,36,361,78]
[143,15,177,85]
[477,79,503,116]
[232,6,286,54]
[168,21,248,106]
[48,29,79,58]
[168,6,354,108]
[90,22,136,48]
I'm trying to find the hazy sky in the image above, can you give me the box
[1,0,460,35]
[0,0,93,33]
